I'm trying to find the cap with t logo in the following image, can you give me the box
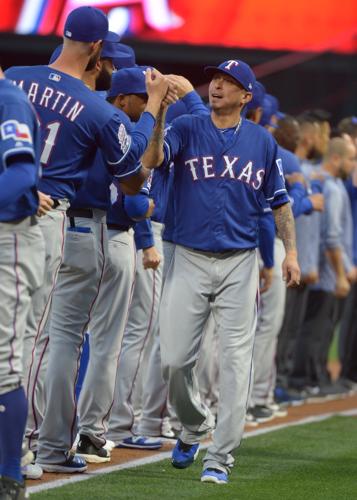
[204,59,256,91]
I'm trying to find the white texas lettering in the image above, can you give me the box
[202,156,215,178]
[221,155,239,178]
[252,169,265,190]
[185,158,199,181]
[237,161,253,183]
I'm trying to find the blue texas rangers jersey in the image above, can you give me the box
[5,65,155,201]
[0,78,40,221]
[163,115,289,251]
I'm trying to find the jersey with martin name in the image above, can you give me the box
[163,114,289,251]
[5,65,148,201]
[0,78,40,221]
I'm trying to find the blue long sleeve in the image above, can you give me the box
[0,161,37,211]
[134,218,155,250]
[181,91,209,116]
[288,182,314,217]
[258,211,275,268]
[124,193,150,220]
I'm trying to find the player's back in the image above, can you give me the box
[0,78,40,221]
[5,65,118,201]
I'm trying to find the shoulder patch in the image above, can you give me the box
[118,123,131,154]
[1,119,32,144]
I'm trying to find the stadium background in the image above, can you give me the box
[0,0,356,123]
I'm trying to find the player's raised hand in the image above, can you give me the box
[166,74,194,99]
[285,172,305,186]
[37,191,54,217]
[142,246,161,270]
[145,68,169,102]
[282,251,301,288]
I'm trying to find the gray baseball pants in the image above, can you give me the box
[135,240,175,437]
[0,218,45,395]
[23,203,69,450]
[251,238,286,406]
[160,245,259,474]
[36,210,107,464]
[107,222,163,443]
[78,228,136,447]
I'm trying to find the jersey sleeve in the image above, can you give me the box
[263,139,289,208]
[163,116,188,164]
[97,111,155,180]
[181,91,209,116]
[0,101,38,167]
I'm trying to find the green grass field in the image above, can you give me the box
[32,416,357,500]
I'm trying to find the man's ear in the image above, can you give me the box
[242,92,253,104]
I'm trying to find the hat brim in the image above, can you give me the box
[104,31,121,42]
[204,66,250,91]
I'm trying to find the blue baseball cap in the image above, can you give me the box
[204,59,256,91]
[260,94,279,127]
[246,81,266,111]
[114,44,136,68]
[108,66,149,98]
[64,6,109,42]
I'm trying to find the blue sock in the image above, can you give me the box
[0,386,28,482]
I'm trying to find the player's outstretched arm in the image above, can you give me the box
[141,106,167,169]
[272,202,301,287]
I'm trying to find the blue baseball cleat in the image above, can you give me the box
[201,468,229,484]
[171,439,199,469]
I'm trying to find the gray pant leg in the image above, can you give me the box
[24,206,68,450]
[160,245,259,473]
[37,212,106,464]
[135,239,176,437]
[196,314,219,409]
[78,229,136,447]
[0,220,45,394]
[107,222,163,443]
[251,238,286,406]
[203,250,259,473]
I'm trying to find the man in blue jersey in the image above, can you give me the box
[0,66,45,499]
[142,60,300,484]
[5,5,174,473]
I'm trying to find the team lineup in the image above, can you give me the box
[1,5,357,499]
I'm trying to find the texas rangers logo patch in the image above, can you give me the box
[118,123,131,154]
[1,120,32,144]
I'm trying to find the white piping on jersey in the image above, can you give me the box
[266,188,288,201]
[163,141,171,161]
[107,135,132,166]
[3,147,35,168]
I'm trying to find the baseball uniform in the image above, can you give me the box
[159,103,289,475]
[0,77,45,494]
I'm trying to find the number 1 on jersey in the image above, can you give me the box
[40,121,61,165]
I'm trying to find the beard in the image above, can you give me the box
[95,65,112,91]
[85,47,101,72]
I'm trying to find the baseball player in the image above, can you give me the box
[106,72,209,449]
[32,62,173,477]
[73,67,158,461]
[142,59,300,484]
[0,67,45,499]
[20,35,130,471]
[6,6,172,473]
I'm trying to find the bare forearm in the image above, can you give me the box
[119,166,150,195]
[325,247,346,278]
[273,202,297,254]
[141,107,167,169]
